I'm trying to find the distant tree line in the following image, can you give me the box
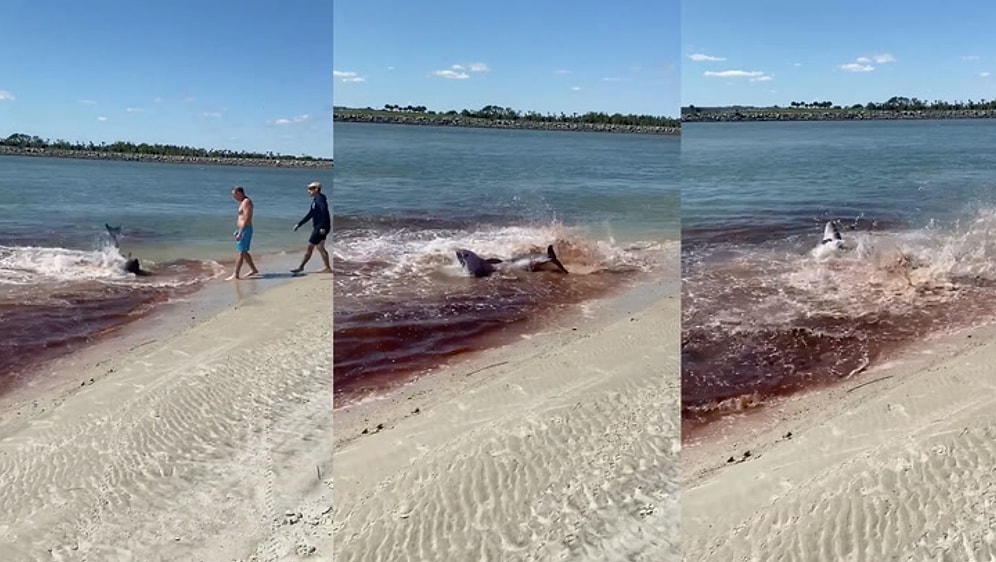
[789,101,838,109]
[787,97,996,111]
[685,96,996,114]
[383,104,429,113]
[370,103,678,127]
[0,133,324,161]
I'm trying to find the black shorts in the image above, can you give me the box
[309,228,328,245]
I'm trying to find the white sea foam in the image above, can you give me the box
[332,222,670,297]
[0,244,130,285]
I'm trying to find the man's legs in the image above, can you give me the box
[227,252,245,280]
[292,245,315,273]
[244,252,259,276]
[228,226,258,279]
[316,242,332,273]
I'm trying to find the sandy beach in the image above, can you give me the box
[682,322,996,561]
[333,281,681,562]
[0,274,333,561]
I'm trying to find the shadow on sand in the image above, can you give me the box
[255,272,306,280]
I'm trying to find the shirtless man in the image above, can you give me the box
[227,185,260,280]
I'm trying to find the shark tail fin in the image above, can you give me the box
[547,245,569,274]
[821,221,842,244]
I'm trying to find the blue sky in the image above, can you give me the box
[333,0,679,118]
[0,0,331,157]
[684,0,996,108]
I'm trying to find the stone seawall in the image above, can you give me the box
[0,146,334,168]
[682,109,996,123]
[334,113,680,135]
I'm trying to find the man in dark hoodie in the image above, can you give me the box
[291,181,332,274]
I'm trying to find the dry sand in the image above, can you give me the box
[333,282,681,562]
[683,323,996,561]
[0,275,333,561]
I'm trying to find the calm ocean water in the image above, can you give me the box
[0,155,330,391]
[333,122,679,405]
[683,120,996,428]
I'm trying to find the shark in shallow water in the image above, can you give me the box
[455,244,569,278]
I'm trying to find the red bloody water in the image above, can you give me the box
[0,259,217,396]
[333,270,641,408]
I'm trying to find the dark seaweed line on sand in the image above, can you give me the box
[0,146,333,169]
[334,113,680,135]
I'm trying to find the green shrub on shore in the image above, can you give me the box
[1,133,330,162]
[334,104,680,133]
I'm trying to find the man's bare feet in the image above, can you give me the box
[317,268,333,273]
[224,274,239,281]
[290,267,304,274]
[247,269,261,278]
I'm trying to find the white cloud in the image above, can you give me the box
[433,69,469,79]
[750,75,773,82]
[152,97,163,103]
[844,54,894,71]
[126,107,143,112]
[704,70,765,78]
[270,114,311,126]
[963,55,981,61]
[183,96,196,103]
[202,111,222,118]
[334,70,366,83]
[97,116,107,121]
[0,90,15,101]
[433,62,488,79]
[554,69,572,75]
[793,62,803,67]
[839,63,875,72]
[689,53,726,62]
[981,72,992,78]
[79,99,97,104]
[571,86,582,91]
[387,66,395,70]
[602,77,623,82]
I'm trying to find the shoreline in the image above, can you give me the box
[0,249,309,405]
[0,263,334,560]
[681,108,996,123]
[0,146,333,168]
[334,113,680,135]
[334,276,649,409]
[681,315,996,560]
[335,250,680,409]
[333,278,681,560]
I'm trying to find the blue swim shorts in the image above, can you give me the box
[236,225,253,253]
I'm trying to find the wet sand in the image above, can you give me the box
[682,320,996,561]
[333,280,681,561]
[0,272,333,561]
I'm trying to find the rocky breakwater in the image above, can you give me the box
[0,146,333,168]
[682,108,996,123]
[334,112,680,135]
